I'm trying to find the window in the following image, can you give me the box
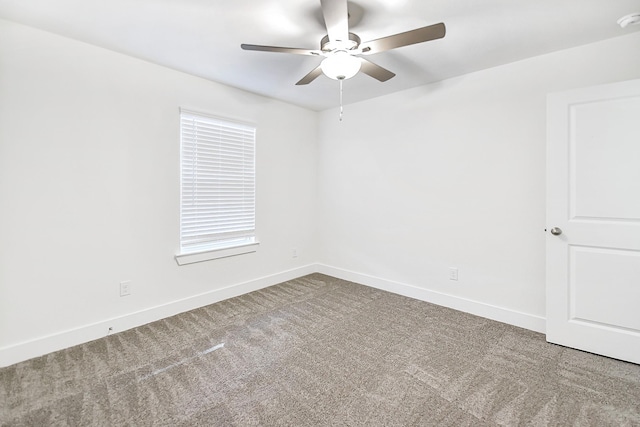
[176,109,257,265]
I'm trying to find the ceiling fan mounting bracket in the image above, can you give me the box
[320,33,361,52]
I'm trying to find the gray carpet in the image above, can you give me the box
[1,273,639,426]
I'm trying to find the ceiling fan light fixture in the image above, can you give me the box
[321,51,361,80]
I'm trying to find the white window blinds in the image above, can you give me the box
[179,110,256,254]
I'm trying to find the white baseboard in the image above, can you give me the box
[316,264,546,334]
[0,263,546,367]
[0,264,317,368]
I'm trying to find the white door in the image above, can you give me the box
[546,79,640,365]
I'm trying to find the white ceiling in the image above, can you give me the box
[1,0,639,111]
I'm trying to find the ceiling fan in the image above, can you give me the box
[241,0,446,85]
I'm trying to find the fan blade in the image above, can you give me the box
[296,65,324,85]
[359,58,395,82]
[241,44,322,56]
[359,23,445,55]
[320,0,349,43]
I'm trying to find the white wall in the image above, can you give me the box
[0,19,318,366]
[317,32,640,329]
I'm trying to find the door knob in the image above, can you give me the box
[550,227,562,236]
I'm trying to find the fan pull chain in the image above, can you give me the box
[339,78,344,122]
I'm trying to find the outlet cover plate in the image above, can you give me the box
[120,281,131,296]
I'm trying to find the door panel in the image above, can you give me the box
[570,246,640,331]
[546,79,640,364]
[571,97,640,220]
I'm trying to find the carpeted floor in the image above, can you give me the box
[1,273,639,426]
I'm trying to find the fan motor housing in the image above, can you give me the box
[321,33,361,52]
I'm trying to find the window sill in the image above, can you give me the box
[175,242,259,266]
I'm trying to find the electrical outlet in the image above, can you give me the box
[292,248,298,258]
[120,281,131,297]
[449,268,459,281]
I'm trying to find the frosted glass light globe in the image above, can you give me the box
[321,51,361,80]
